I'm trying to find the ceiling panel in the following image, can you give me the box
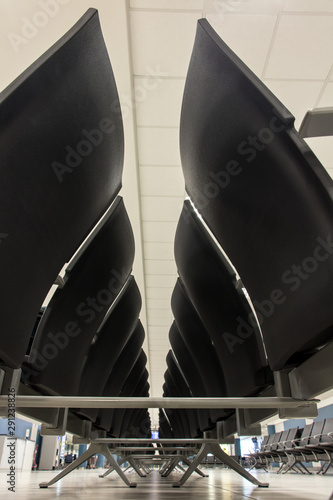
[145,287,173,300]
[134,77,185,127]
[147,298,172,310]
[265,14,333,80]
[143,242,174,260]
[130,11,199,77]
[148,317,172,327]
[146,274,177,288]
[137,127,181,166]
[145,259,177,275]
[206,13,278,76]
[139,167,184,197]
[148,309,172,318]
[141,196,183,221]
[306,137,333,171]
[263,80,324,128]
[142,221,177,242]
[130,0,204,10]
[284,0,333,12]
[318,82,333,106]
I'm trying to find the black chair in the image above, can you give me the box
[111,368,149,437]
[180,18,333,372]
[159,409,174,439]
[306,417,333,474]
[171,278,230,424]
[23,197,134,395]
[95,322,145,432]
[168,322,222,432]
[75,277,142,422]
[166,349,205,436]
[163,383,188,439]
[164,368,196,438]
[101,350,148,435]
[119,389,151,438]
[0,8,124,370]
[175,200,270,396]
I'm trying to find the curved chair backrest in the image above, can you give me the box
[24,197,134,395]
[159,409,174,439]
[172,278,229,424]
[111,369,149,437]
[119,384,150,438]
[96,321,145,431]
[163,383,188,439]
[0,9,124,368]
[320,417,333,444]
[169,322,215,432]
[164,369,193,438]
[175,201,269,396]
[180,19,333,371]
[166,349,206,436]
[122,407,151,439]
[76,277,142,423]
[101,350,147,434]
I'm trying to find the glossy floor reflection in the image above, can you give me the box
[0,467,332,499]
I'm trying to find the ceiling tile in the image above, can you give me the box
[147,298,171,309]
[139,167,184,197]
[265,14,333,80]
[263,80,324,128]
[145,260,177,275]
[130,11,199,77]
[148,308,172,318]
[141,196,183,221]
[206,13,278,77]
[306,137,333,171]
[148,325,170,335]
[134,77,185,127]
[143,221,177,242]
[144,242,174,260]
[148,317,172,326]
[205,0,285,16]
[146,287,173,299]
[137,127,181,166]
[284,0,333,12]
[146,274,177,288]
[318,82,333,107]
[130,0,204,10]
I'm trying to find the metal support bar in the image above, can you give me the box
[299,107,333,138]
[274,372,318,419]
[39,443,137,488]
[40,408,68,436]
[0,395,318,409]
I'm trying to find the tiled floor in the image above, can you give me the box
[0,467,332,499]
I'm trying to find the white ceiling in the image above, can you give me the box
[1,0,333,428]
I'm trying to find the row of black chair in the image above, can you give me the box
[0,8,151,441]
[160,17,333,440]
[249,418,333,475]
